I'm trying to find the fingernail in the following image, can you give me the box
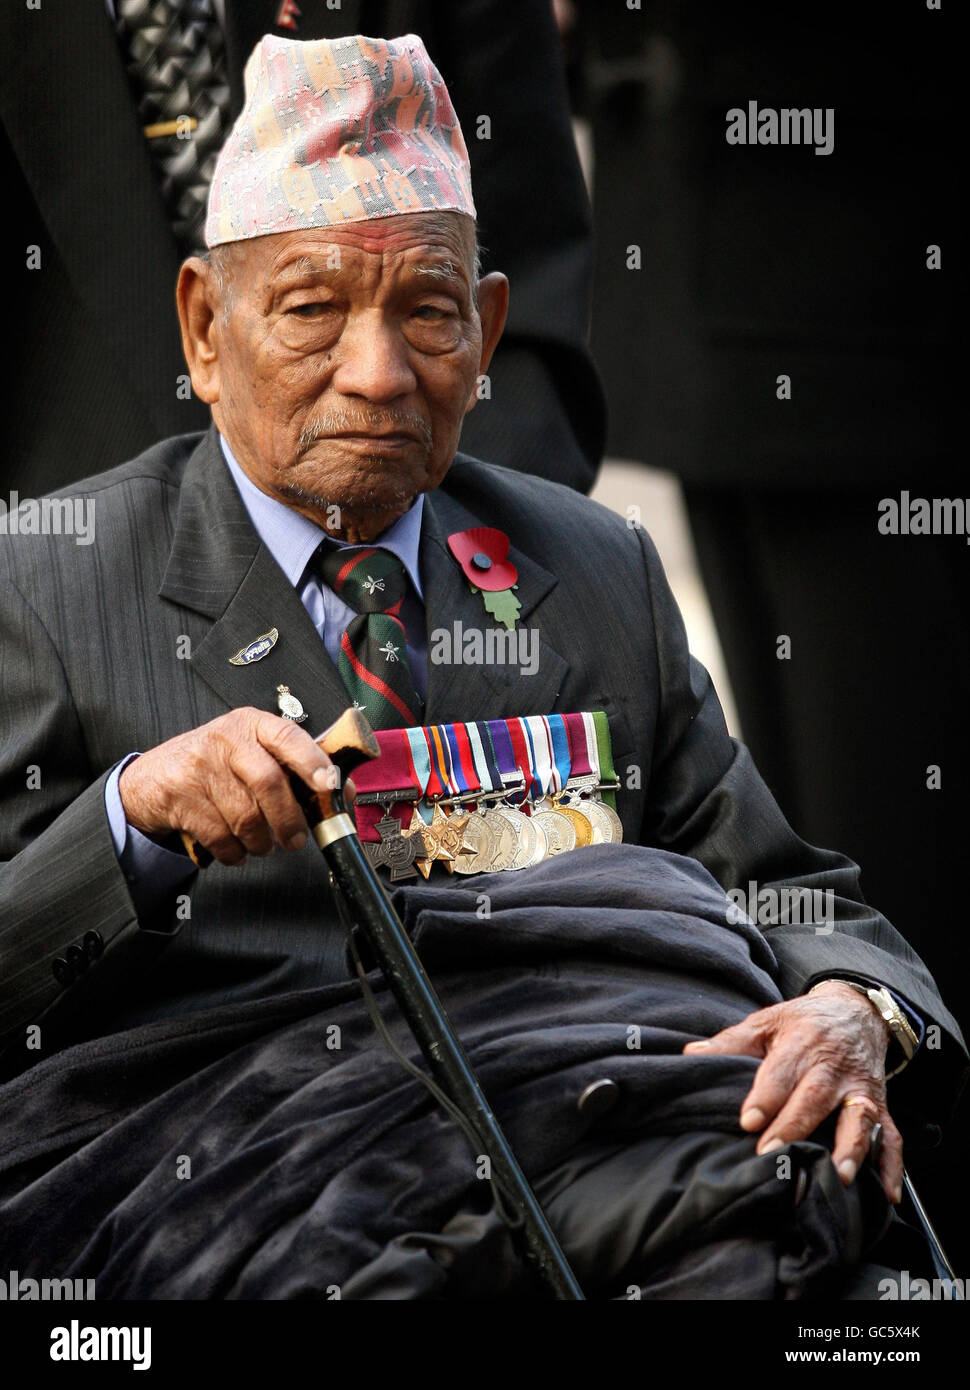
[740,1107,765,1131]
[313,768,333,790]
[760,1138,784,1154]
[839,1159,858,1185]
[892,1186,902,1205]
[685,1040,710,1051]
[287,831,307,851]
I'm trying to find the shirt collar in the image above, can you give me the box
[219,434,425,600]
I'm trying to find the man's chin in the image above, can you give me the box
[283,450,428,502]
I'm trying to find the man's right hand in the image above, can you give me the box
[118,708,337,867]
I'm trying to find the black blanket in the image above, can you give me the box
[0,846,892,1299]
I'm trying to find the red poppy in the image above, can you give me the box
[446,527,518,592]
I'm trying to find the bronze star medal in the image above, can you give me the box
[401,810,436,878]
[430,804,471,873]
[403,804,471,876]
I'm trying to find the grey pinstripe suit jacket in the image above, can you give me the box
[0,427,965,1122]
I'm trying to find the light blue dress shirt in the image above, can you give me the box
[104,434,427,907]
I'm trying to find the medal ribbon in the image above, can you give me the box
[486,719,526,801]
[522,716,554,799]
[445,723,480,798]
[506,717,538,807]
[468,722,502,796]
[424,724,452,801]
[590,710,619,810]
[546,714,572,796]
[352,727,422,841]
[432,724,459,801]
[405,725,435,823]
[562,712,594,779]
[581,712,601,783]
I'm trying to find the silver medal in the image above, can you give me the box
[531,807,578,856]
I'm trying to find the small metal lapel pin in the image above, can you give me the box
[276,685,308,723]
[228,627,279,666]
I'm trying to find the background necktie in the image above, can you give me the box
[115,0,231,256]
[316,546,425,731]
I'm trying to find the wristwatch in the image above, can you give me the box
[812,980,920,1079]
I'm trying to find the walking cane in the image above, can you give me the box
[902,1173,961,1288]
[871,1125,961,1290]
[182,707,584,1300]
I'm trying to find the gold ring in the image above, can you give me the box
[842,1095,875,1110]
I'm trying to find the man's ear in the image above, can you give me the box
[176,258,223,405]
[466,272,509,413]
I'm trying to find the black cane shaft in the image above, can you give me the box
[323,829,584,1300]
[903,1172,959,1284]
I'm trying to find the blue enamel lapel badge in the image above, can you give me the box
[228,627,279,666]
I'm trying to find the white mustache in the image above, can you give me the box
[297,411,432,455]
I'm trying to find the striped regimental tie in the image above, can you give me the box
[316,546,425,731]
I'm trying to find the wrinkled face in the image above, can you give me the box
[179,211,507,539]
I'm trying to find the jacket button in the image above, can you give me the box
[921,1123,943,1149]
[52,956,74,986]
[66,944,88,975]
[83,931,104,960]
[577,1078,620,1119]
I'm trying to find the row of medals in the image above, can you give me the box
[361,774,623,879]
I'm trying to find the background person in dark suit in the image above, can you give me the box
[0,31,964,1298]
[566,0,967,1261]
[0,0,604,497]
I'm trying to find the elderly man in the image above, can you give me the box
[0,34,964,1301]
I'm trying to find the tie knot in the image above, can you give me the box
[316,545,409,615]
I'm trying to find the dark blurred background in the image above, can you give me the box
[561,0,966,1263]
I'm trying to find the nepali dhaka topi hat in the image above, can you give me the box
[204,33,476,247]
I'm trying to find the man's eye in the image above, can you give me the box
[412,304,452,321]
[287,303,330,319]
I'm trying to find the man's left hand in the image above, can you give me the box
[683,980,903,1204]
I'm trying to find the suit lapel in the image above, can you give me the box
[421,486,569,726]
[159,429,350,736]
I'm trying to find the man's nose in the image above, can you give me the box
[331,311,418,402]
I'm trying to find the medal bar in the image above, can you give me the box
[349,712,623,879]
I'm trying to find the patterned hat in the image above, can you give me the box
[204,33,476,247]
